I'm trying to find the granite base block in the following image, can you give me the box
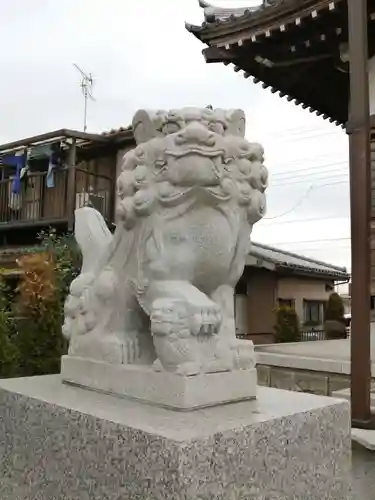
[0,375,352,500]
[61,354,257,410]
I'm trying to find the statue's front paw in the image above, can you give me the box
[175,361,201,377]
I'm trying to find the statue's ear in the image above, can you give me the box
[225,109,246,137]
[132,109,165,144]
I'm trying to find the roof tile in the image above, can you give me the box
[250,241,350,279]
[101,125,132,137]
[199,0,262,23]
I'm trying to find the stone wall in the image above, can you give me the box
[257,364,351,396]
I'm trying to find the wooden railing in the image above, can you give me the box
[0,168,113,227]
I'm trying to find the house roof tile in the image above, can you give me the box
[250,241,350,279]
[101,125,133,137]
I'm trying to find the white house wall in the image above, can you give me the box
[277,277,332,324]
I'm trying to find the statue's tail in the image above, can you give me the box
[74,207,113,274]
[63,207,113,341]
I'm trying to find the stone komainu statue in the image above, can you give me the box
[63,107,268,376]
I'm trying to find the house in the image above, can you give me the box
[234,242,350,344]
[0,127,135,272]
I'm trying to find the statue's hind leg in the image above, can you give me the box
[211,284,236,340]
[210,284,255,371]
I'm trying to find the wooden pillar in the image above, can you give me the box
[65,139,77,232]
[347,0,372,426]
[370,121,375,317]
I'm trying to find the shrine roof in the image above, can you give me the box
[186,0,354,125]
[186,0,328,40]
[190,0,263,26]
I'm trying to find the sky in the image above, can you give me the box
[0,0,350,271]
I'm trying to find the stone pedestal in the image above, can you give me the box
[61,355,257,410]
[0,375,351,500]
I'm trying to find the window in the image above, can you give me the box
[278,298,295,309]
[371,296,375,310]
[303,300,324,324]
[0,166,16,181]
[235,278,247,296]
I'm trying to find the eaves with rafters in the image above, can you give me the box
[186,0,375,127]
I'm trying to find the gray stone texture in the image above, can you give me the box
[0,375,351,500]
[61,355,257,410]
[256,364,271,387]
[328,374,352,394]
[351,443,375,500]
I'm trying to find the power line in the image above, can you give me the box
[269,237,350,246]
[261,122,346,138]
[272,169,347,183]
[260,214,350,226]
[260,123,342,137]
[271,160,347,178]
[265,152,347,169]
[264,186,314,219]
[263,128,345,143]
[263,180,348,219]
[272,173,349,187]
[271,178,348,189]
[262,161,350,188]
[279,244,351,252]
[274,244,351,252]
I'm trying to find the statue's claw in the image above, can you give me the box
[175,362,201,377]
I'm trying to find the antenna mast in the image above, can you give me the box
[73,63,96,132]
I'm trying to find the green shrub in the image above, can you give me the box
[0,280,18,378]
[0,311,18,377]
[15,229,80,376]
[324,319,346,339]
[325,292,344,321]
[324,293,346,339]
[37,229,81,299]
[274,306,301,343]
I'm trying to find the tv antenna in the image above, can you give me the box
[73,63,96,132]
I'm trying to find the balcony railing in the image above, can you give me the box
[0,167,113,228]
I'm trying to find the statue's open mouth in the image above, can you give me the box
[165,147,225,158]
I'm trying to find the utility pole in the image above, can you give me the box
[73,64,96,132]
[347,0,373,427]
